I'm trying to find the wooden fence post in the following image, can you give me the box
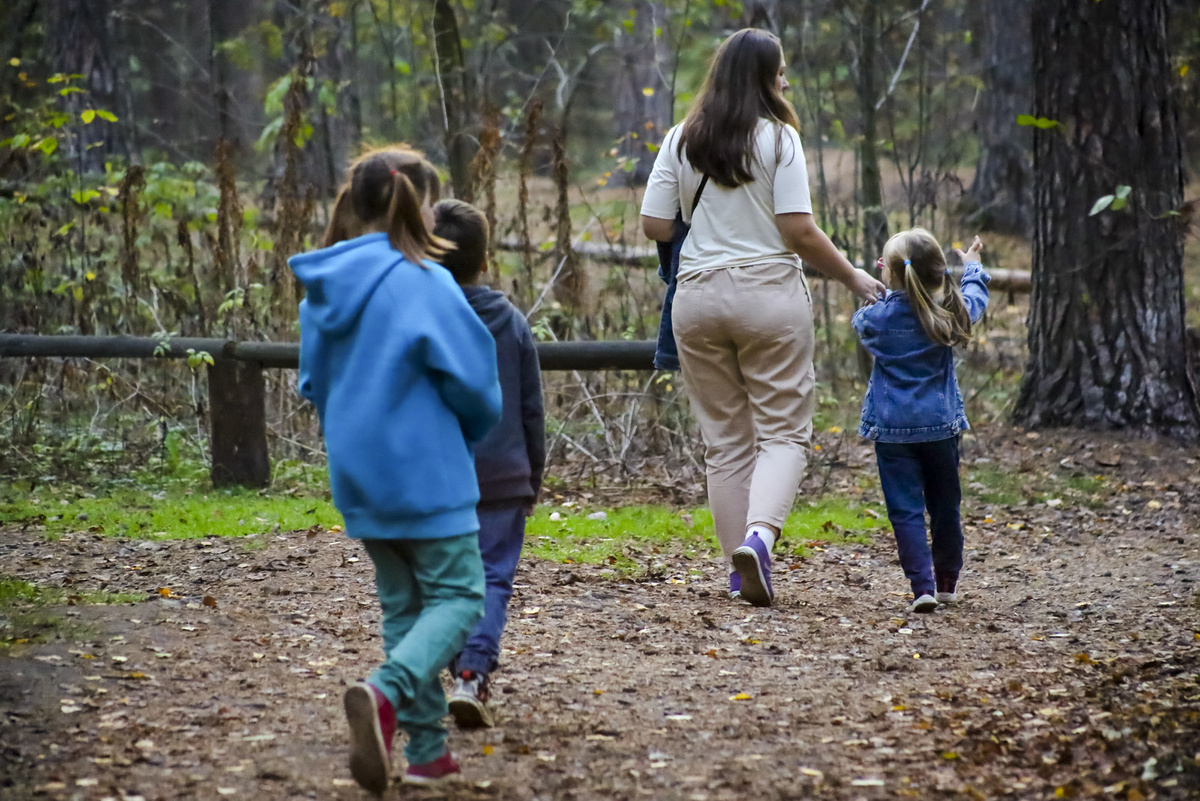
[207,360,270,488]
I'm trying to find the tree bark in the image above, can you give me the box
[433,0,476,200]
[855,1,887,380]
[965,0,1033,235]
[1013,0,1200,442]
[612,1,673,185]
[49,0,130,169]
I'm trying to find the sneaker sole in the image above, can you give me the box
[403,770,463,786]
[448,695,494,728]
[908,597,938,614]
[344,685,390,794]
[731,547,772,607]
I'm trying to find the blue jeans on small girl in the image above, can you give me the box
[874,436,964,598]
[453,502,527,675]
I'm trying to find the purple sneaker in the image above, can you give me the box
[731,533,773,607]
[729,571,742,600]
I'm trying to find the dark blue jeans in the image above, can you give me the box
[453,502,527,675]
[874,437,964,598]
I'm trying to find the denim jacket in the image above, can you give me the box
[852,262,990,443]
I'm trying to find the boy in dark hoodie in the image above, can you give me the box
[433,199,546,728]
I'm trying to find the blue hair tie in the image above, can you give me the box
[903,259,911,267]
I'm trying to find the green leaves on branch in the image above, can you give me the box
[1016,114,1061,130]
[185,349,214,370]
[80,109,118,124]
[1089,185,1132,216]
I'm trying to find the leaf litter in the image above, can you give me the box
[0,428,1199,798]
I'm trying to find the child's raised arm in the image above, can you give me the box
[954,236,990,324]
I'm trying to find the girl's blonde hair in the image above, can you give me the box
[881,227,972,347]
[323,145,451,265]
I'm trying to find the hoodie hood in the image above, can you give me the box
[463,284,519,336]
[289,233,405,337]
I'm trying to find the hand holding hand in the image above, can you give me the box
[847,268,887,304]
[955,236,984,265]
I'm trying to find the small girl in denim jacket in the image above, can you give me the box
[852,228,989,613]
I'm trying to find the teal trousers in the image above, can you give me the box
[362,534,484,765]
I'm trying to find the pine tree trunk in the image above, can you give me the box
[612,1,672,186]
[433,0,476,200]
[856,1,887,381]
[965,0,1033,235]
[1013,0,1200,442]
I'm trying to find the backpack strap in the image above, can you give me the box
[690,174,709,217]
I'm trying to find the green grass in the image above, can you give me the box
[0,485,342,540]
[963,464,1031,506]
[0,578,145,648]
[1,466,885,579]
[525,498,887,575]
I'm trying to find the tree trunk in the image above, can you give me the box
[49,0,130,169]
[856,1,887,381]
[433,0,476,200]
[1013,0,1200,442]
[612,1,673,185]
[965,0,1033,235]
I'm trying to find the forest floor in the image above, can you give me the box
[2,426,1200,801]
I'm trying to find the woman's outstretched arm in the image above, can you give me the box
[776,212,885,303]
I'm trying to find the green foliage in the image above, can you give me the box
[1089,185,1133,216]
[1016,114,1062,130]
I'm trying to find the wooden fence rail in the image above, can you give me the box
[0,335,656,371]
[0,334,657,489]
[495,238,1034,293]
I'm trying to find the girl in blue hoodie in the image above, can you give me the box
[852,228,989,615]
[289,147,502,793]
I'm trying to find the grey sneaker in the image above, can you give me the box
[448,670,494,728]
[935,572,958,604]
[907,593,938,614]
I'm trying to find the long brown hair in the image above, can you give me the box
[677,28,801,187]
[881,228,972,347]
[323,145,451,265]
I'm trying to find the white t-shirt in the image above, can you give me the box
[640,119,813,278]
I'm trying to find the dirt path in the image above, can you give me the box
[3,430,1200,800]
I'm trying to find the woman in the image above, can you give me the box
[641,28,884,607]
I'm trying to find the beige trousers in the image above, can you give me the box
[672,262,816,558]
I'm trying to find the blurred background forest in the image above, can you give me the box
[2,0,1200,490]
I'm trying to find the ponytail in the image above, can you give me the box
[384,168,450,265]
[323,188,357,247]
[884,228,973,347]
[324,145,452,265]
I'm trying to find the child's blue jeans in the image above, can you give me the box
[362,534,484,766]
[874,437,964,598]
[454,502,527,676]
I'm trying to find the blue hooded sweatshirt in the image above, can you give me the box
[290,233,502,540]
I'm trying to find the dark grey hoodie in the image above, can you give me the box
[462,285,546,505]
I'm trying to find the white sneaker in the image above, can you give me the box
[907,593,937,613]
[448,671,494,728]
[935,590,957,604]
